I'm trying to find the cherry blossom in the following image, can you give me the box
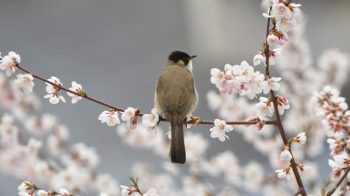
[58,188,73,196]
[143,188,160,196]
[36,190,49,196]
[243,162,264,191]
[267,30,288,47]
[269,48,281,65]
[0,51,21,76]
[295,132,307,144]
[209,119,233,142]
[141,108,159,131]
[210,68,225,85]
[120,185,140,196]
[262,77,281,94]
[18,181,35,196]
[276,96,290,115]
[121,107,138,129]
[253,53,265,66]
[256,97,274,117]
[211,61,268,99]
[44,76,66,104]
[15,74,34,94]
[280,149,292,161]
[98,110,120,126]
[275,166,292,181]
[67,81,85,104]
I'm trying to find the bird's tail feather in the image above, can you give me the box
[170,114,186,164]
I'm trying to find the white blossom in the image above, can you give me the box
[144,188,160,196]
[256,97,274,117]
[243,162,264,191]
[209,119,233,142]
[210,68,225,85]
[36,190,48,196]
[67,143,100,169]
[18,181,35,196]
[253,53,265,66]
[280,149,292,161]
[44,76,66,104]
[58,188,73,196]
[67,81,84,104]
[95,174,120,195]
[15,74,34,93]
[262,77,281,94]
[296,132,307,144]
[271,2,291,19]
[275,167,292,181]
[142,108,159,131]
[276,96,290,115]
[267,30,288,47]
[98,110,120,126]
[121,107,138,129]
[185,132,209,162]
[0,51,21,76]
[332,153,350,169]
[269,48,281,65]
[120,185,133,196]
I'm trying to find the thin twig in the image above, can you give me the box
[16,64,277,126]
[264,5,307,196]
[326,167,350,196]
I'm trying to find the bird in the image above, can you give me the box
[154,51,198,164]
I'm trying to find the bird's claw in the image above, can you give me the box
[190,116,201,126]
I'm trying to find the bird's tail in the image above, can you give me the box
[170,114,186,164]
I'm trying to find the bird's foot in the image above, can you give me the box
[189,116,201,126]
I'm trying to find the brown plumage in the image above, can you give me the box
[154,51,198,164]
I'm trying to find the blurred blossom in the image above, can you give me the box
[142,108,159,132]
[279,149,292,161]
[243,161,264,191]
[15,74,34,94]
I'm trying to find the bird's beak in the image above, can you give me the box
[190,55,197,59]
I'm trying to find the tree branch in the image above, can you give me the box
[16,64,277,126]
[263,5,307,196]
[326,167,350,196]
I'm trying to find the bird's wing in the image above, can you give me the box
[156,66,195,119]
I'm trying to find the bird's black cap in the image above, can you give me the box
[168,51,196,65]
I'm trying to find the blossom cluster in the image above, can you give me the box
[0,72,121,195]
[314,86,350,193]
[210,61,281,99]
[18,180,73,196]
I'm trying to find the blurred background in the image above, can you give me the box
[0,0,350,194]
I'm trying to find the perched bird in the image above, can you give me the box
[154,51,198,164]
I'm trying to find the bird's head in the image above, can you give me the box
[168,51,196,70]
